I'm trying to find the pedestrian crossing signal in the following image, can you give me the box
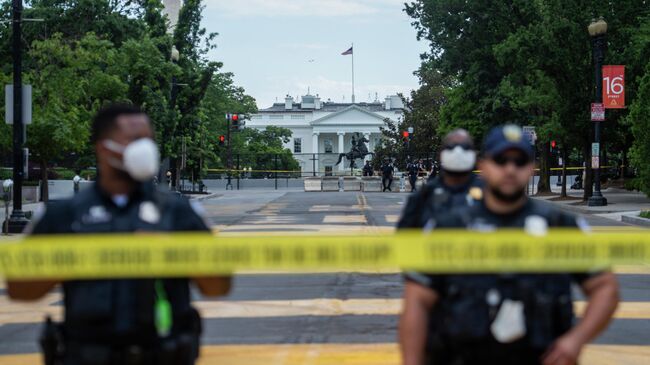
[219,135,225,146]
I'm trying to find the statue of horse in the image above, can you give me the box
[335,134,374,169]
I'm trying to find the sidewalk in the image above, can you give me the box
[533,187,650,223]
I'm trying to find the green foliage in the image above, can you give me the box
[0,0,258,192]
[640,211,650,219]
[224,126,300,176]
[628,60,650,196]
[405,0,650,198]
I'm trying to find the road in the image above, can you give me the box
[0,191,648,364]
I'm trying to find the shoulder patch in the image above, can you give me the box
[468,187,483,200]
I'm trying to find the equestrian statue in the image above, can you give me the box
[335,133,374,169]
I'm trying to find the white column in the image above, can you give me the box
[312,132,320,154]
[312,132,320,174]
[337,132,345,171]
[363,132,371,162]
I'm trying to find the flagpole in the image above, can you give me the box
[351,43,355,104]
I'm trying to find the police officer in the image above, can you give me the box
[406,160,419,192]
[398,129,481,229]
[381,159,395,192]
[363,160,374,177]
[7,105,231,365]
[399,125,619,365]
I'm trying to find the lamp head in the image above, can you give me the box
[588,17,608,37]
[171,46,180,62]
[3,179,13,192]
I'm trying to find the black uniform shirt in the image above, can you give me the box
[29,182,210,344]
[404,198,599,363]
[398,174,483,229]
[405,198,593,291]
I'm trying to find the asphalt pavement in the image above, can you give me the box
[0,190,648,364]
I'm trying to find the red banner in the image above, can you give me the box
[602,65,625,109]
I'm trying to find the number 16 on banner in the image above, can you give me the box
[602,65,625,109]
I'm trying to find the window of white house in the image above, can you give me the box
[294,138,302,153]
[270,114,284,120]
[291,114,305,120]
[324,138,333,153]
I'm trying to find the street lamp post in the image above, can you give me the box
[588,17,608,206]
[8,0,29,233]
[169,46,180,191]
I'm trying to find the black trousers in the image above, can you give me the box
[382,176,392,191]
[409,175,417,191]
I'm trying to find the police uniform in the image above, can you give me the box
[405,198,594,365]
[397,173,483,229]
[31,182,210,365]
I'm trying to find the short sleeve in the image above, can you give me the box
[556,212,603,283]
[175,198,211,232]
[25,201,72,235]
[397,193,425,229]
[404,271,445,293]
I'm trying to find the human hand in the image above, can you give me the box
[541,334,584,365]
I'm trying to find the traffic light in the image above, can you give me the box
[551,140,557,149]
[229,113,244,131]
[218,135,225,146]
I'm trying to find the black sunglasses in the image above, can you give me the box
[442,143,473,151]
[492,154,530,168]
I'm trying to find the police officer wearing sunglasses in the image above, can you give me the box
[400,125,619,365]
[7,105,231,365]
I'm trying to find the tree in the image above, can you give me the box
[26,33,128,200]
[405,0,649,200]
[626,13,650,196]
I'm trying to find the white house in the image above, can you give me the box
[247,94,405,174]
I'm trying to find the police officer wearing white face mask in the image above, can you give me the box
[397,129,483,229]
[7,104,231,365]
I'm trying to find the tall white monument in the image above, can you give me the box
[162,0,182,33]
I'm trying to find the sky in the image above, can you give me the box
[201,0,429,109]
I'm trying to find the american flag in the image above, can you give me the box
[341,47,353,56]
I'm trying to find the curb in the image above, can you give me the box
[621,214,650,227]
[189,192,222,201]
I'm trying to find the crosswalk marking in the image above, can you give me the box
[2,295,648,324]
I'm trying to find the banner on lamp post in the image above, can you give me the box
[602,65,625,109]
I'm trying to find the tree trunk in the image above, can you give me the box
[583,142,593,201]
[537,141,552,194]
[40,160,49,202]
[560,147,567,198]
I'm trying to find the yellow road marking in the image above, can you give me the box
[3,297,648,324]
[322,215,367,223]
[0,344,648,365]
[309,205,331,212]
[385,215,399,223]
[591,226,648,231]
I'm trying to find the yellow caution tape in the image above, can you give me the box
[207,169,302,173]
[0,230,648,279]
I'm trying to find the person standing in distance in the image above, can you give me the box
[382,159,395,192]
[398,129,482,229]
[363,160,374,177]
[399,125,619,365]
[407,159,419,192]
[7,105,231,365]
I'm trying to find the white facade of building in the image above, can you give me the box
[247,94,405,174]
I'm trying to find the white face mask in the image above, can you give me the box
[103,138,160,182]
[440,145,477,172]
